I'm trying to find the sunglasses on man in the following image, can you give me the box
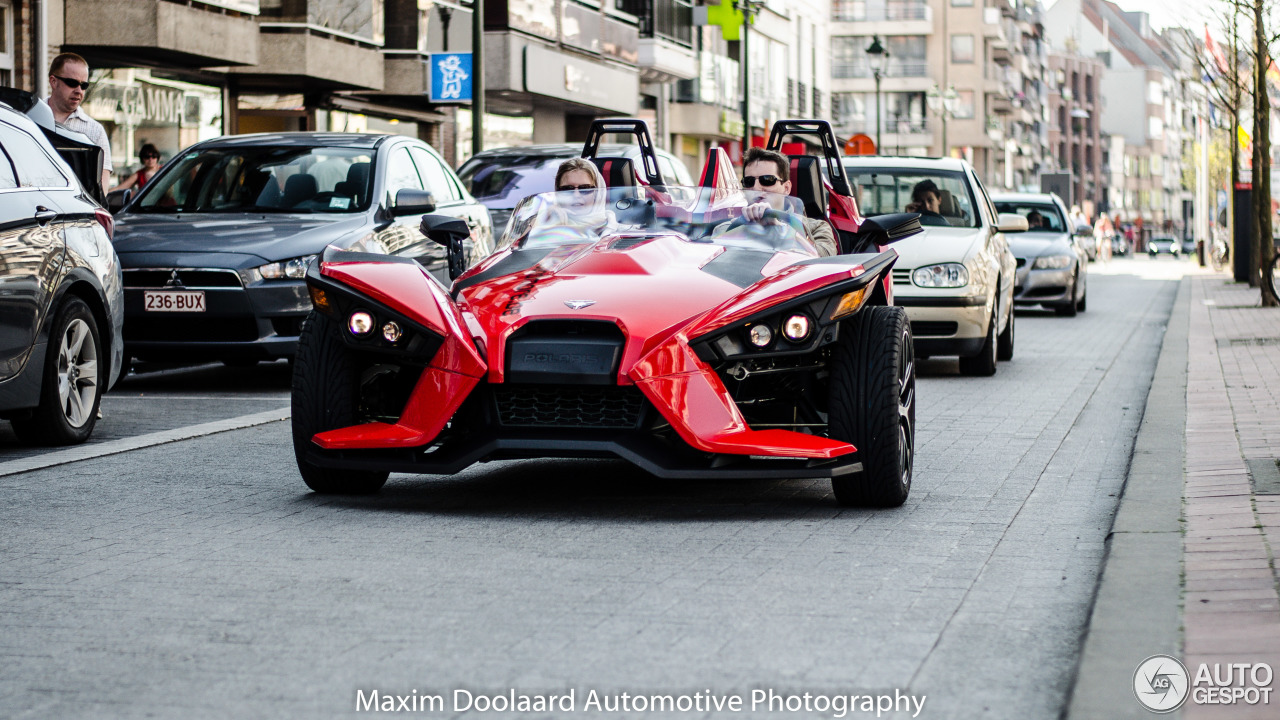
[53,76,91,91]
[557,184,596,194]
[742,174,781,188]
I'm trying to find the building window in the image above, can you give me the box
[951,34,974,64]
[952,0,974,6]
[0,1,12,88]
[953,90,975,119]
[832,35,927,78]
[832,92,868,128]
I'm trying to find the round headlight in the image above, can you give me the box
[783,314,811,342]
[382,321,402,343]
[348,311,375,336]
[748,324,774,348]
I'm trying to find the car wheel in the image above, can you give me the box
[829,306,914,508]
[1077,281,1087,312]
[997,304,1015,361]
[958,309,997,376]
[1055,273,1079,317]
[11,297,103,446]
[290,310,389,495]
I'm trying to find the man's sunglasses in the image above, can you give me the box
[742,174,781,188]
[53,76,91,91]
[557,184,596,193]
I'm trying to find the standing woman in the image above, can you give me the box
[110,144,161,193]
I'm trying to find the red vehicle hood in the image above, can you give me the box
[454,233,810,384]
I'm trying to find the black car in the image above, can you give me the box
[0,93,124,444]
[111,132,492,364]
[457,143,694,234]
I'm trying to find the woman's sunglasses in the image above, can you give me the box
[53,76,91,91]
[141,153,160,160]
[557,184,596,194]
[742,174,781,188]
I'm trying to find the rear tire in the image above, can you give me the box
[829,306,915,507]
[291,311,389,494]
[958,309,997,376]
[11,297,103,446]
[996,305,1015,361]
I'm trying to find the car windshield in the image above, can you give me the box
[845,167,979,228]
[457,155,562,209]
[497,186,816,255]
[132,146,374,213]
[993,201,1066,232]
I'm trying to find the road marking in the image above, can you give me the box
[0,407,291,478]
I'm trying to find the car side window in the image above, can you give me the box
[384,146,423,207]
[0,145,17,190]
[409,146,460,204]
[969,172,995,227]
[0,124,70,188]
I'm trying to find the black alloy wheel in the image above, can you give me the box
[11,297,103,445]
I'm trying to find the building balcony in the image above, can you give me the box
[832,3,932,22]
[63,0,260,68]
[637,36,698,82]
[225,23,383,91]
[991,44,1012,66]
[832,60,930,80]
[989,95,1014,115]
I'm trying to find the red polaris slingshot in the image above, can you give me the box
[291,120,922,506]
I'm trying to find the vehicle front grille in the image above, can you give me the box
[124,269,243,288]
[910,321,958,337]
[492,385,646,429]
[127,316,260,343]
[892,268,912,284]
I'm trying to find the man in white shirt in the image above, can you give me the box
[46,52,112,189]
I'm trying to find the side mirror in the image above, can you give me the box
[997,213,1029,233]
[419,214,471,280]
[106,188,133,214]
[392,188,436,216]
[844,213,922,254]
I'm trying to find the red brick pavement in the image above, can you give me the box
[1183,275,1280,719]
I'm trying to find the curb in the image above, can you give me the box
[1064,275,1189,719]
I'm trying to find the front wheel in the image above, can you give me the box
[997,305,1015,361]
[1055,273,1079,317]
[958,309,997,376]
[11,297,103,445]
[291,311,389,494]
[828,306,915,507]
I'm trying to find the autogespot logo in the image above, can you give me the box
[1134,655,1190,713]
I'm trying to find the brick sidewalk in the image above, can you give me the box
[1183,274,1280,719]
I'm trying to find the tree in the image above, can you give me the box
[1244,0,1279,305]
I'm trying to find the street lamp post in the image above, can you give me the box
[865,36,888,154]
[926,83,959,158]
[735,0,763,155]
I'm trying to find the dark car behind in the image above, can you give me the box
[112,132,492,365]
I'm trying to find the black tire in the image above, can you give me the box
[996,304,1015,361]
[958,308,997,376]
[290,311,389,494]
[1055,273,1079,317]
[829,306,915,507]
[1077,282,1087,312]
[11,297,103,445]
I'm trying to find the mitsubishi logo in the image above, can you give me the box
[564,300,596,310]
[163,270,184,288]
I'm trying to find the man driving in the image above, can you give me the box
[1026,210,1045,229]
[741,148,837,257]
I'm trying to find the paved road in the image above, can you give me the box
[0,257,1195,719]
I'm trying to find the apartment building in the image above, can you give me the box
[828,0,1049,190]
[1046,52,1105,215]
[1043,0,1189,231]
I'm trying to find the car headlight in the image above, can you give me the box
[1031,254,1073,269]
[912,263,969,288]
[257,254,318,280]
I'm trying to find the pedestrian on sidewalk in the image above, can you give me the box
[46,52,112,189]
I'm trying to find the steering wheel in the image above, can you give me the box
[723,208,792,233]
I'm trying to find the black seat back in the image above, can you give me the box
[334,161,371,206]
[590,157,636,188]
[788,156,829,220]
[282,174,318,207]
